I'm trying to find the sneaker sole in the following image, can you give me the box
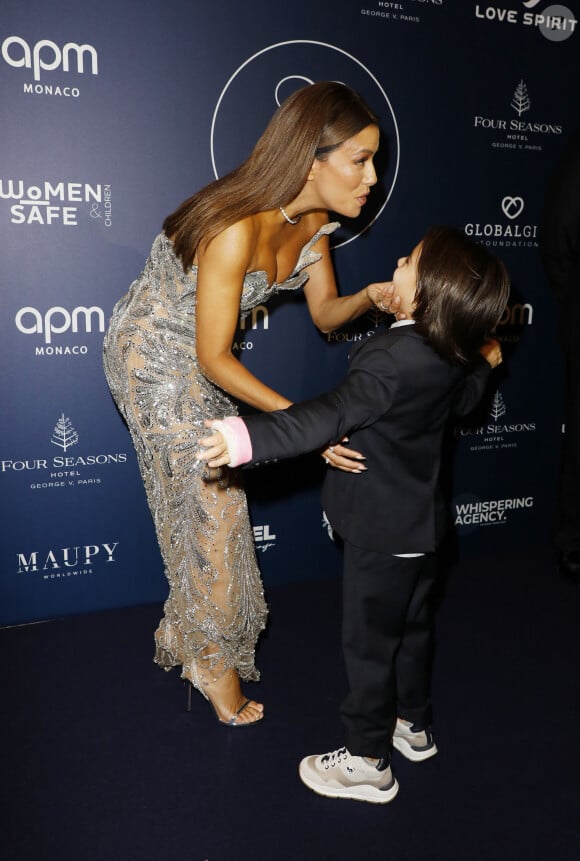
[392,735,438,762]
[298,766,399,804]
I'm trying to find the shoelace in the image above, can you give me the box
[320,747,349,770]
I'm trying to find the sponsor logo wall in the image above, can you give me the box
[1,0,577,623]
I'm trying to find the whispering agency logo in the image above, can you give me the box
[210,40,399,250]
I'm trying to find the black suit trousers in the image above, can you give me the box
[340,543,437,759]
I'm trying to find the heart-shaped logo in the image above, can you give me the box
[501,196,524,220]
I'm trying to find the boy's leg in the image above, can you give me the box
[339,543,427,759]
[393,552,439,761]
[395,552,438,728]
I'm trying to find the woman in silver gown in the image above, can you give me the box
[103,82,394,725]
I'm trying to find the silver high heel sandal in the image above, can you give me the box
[185,680,263,727]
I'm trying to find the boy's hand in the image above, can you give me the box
[480,338,503,369]
[197,421,231,468]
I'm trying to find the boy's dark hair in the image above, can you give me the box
[413,226,510,365]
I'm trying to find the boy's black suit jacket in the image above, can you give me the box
[243,325,491,554]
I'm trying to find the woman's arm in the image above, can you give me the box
[302,232,398,334]
[195,222,291,412]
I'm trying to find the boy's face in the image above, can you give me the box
[392,241,421,317]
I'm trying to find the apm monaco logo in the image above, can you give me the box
[16,542,118,580]
[454,494,534,532]
[455,391,536,452]
[474,80,563,153]
[1,35,98,97]
[232,304,269,353]
[14,304,105,357]
[474,2,577,41]
[0,179,112,227]
[361,0,443,24]
[464,195,538,248]
[0,413,127,490]
[496,300,533,344]
[253,524,277,553]
[211,40,399,250]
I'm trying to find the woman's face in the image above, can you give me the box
[310,124,379,218]
[392,241,422,317]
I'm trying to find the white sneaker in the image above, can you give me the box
[298,747,399,804]
[392,718,438,762]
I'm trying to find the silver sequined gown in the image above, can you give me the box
[103,225,338,690]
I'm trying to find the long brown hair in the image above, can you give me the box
[163,82,378,271]
[413,227,510,365]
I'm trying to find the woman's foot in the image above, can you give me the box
[201,668,264,726]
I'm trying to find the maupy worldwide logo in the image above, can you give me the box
[1,35,98,97]
[455,390,536,452]
[16,541,119,581]
[14,304,106,358]
[464,194,538,248]
[453,493,534,533]
[1,413,128,490]
[0,179,112,227]
[211,40,399,249]
[474,79,563,154]
[474,2,577,41]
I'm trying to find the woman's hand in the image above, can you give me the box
[367,282,407,320]
[321,438,367,474]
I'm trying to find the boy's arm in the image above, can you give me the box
[198,343,398,468]
[452,339,502,417]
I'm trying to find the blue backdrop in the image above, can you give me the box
[1,0,578,624]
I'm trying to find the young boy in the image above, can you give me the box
[198,227,509,803]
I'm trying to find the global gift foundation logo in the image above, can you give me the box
[464,195,538,249]
[473,79,563,153]
[455,391,536,452]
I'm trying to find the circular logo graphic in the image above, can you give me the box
[539,5,576,42]
[210,40,400,249]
